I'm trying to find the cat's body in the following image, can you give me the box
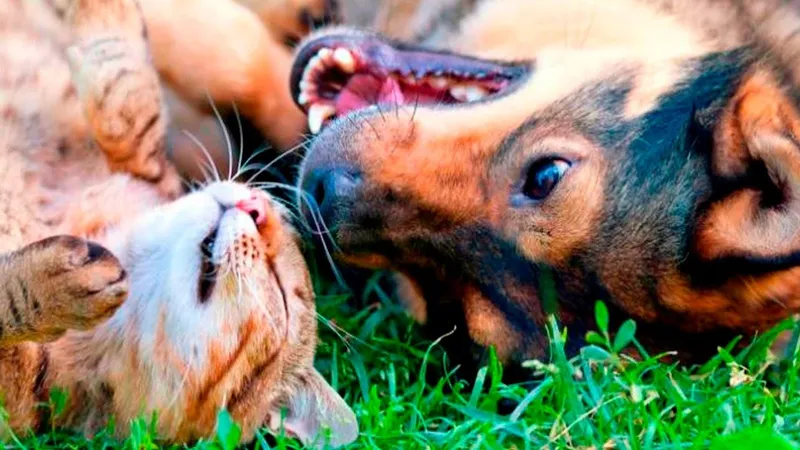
[0,1,356,447]
[0,0,177,246]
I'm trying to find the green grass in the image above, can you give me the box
[4,270,800,449]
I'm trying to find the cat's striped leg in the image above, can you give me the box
[0,235,126,436]
[0,342,49,438]
[64,0,180,196]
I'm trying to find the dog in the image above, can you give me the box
[291,0,800,371]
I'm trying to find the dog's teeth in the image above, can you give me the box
[318,48,333,61]
[404,75,419,85]
[450,84,489,102]
[464,85,489,101]
[299,80,315,92]
[301,55,326,88]
[309,55,323,71]
[308,104,336,134]
[333,48,356,73]
[298,92,309,105]
[301,64,315,85]
[449,85,468,101]
[429,77,449,89]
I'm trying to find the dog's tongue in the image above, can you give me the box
[335,74,405,115]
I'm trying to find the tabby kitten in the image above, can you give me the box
[0,0,356,447]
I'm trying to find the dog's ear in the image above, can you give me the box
[695,68,800,270]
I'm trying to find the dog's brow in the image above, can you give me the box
[491,73,635,165]
[492,116,542,165]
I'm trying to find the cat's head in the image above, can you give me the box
[99,181,357,447]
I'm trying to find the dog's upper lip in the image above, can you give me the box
[290,32,533,134]
[290,33,529,102]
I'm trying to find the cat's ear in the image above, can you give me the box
[268,369,358,448]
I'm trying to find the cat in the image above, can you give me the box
[0,0,356,447]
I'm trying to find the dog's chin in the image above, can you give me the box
[392,268,539,382]
[337,252,393,270]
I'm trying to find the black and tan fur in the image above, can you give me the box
[294,0,800,370]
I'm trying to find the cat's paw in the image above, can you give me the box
[23,236,128,338]
[67,40,170,183]
[65,0,170,181]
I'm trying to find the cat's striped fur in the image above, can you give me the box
[0,0,356,447]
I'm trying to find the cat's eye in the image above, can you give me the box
[521,158,571,200]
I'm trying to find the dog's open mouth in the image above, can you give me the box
[291,34,531,133]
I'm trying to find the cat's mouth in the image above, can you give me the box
[198,226,219,303]
[290,33,531,133]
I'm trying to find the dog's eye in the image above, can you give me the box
[522,158,570,200]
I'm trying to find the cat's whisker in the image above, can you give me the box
[189,159,212,188]
[250,182,339,241]
[204,93,236,182]
[235,269,246,312]
[181,130,221,183]
[232,145,272,182]
[263,196,304,225]
[198,162,218,187]
[231,103,245,181]
[249,182,334,234]
[180,177,196,192]
[301,206,346,288]
[219,262,235,280]
[245,276,273,329]
[242,135,315,186]
[166,348,197,411]
[162,156,194,193]
[315,312,392,354]
[241,272,282,337]
[237,162,273,181]
[315,313,356,353]
[177,133,215,187]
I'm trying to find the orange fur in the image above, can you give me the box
[0,1,356,447]
[296,0,800,364]
[140,0,308,152]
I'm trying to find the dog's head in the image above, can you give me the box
[294,0,800,364]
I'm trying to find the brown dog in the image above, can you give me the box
[293,0,800,369]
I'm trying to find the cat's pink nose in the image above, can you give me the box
[235,195,267,226]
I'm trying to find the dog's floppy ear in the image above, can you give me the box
[696,68,800,270]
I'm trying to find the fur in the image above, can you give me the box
[295,0,800,369]
[0,1,356,447]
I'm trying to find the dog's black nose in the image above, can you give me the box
[302,166,361,227]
